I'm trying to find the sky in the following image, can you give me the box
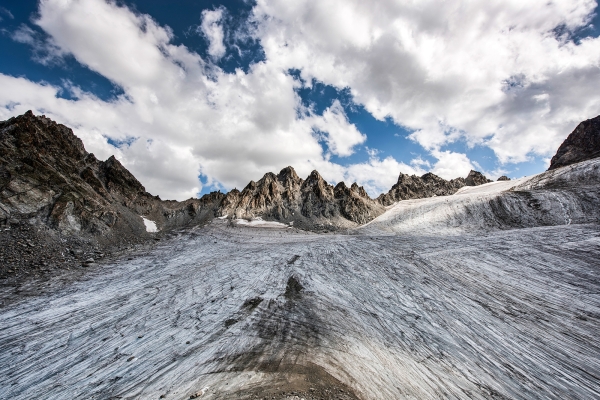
[1,0,600,200]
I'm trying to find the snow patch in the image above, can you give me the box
[454,177,529,196]
[141,217,158,233]
[235,217,288,228]
[360,160,600,235]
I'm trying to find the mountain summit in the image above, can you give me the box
[549,115,600,170]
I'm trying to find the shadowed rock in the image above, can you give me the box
[465,169,492,186]
[549,114,600,170]
[377,172,466,206]
[0,111,224,254]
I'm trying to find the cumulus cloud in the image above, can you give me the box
[0,0,373,200]
[252,0,600,163]
[344,155,425,197]
[2,0,600,200]
[310,100,366,157]
[200,8,226,60]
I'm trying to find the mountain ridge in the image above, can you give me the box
[1,111,493,236]
[1,109,599,282]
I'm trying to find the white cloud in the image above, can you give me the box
[344,155,426,197]
[252,0,600,163]
[2,0,600,201]
[310,100,366,157]
[11,24,65,65]
[0,0,370,200]
[410,156,431,170]
[200,8,227,60]
[11,25,36,44]
[430,150,476,180]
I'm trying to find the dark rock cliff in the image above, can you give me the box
[377,172,468,207]
[0,111,223,242]
[548,115,600,170]
[465,170,492,186]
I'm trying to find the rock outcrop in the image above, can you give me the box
[465,170,492,186]
[377,172,467,206]
[0,111,223,242]
[497,176,510,181]
[218,167,385,229]
[548,115,600,170]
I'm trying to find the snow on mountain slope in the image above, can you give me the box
[1,221,598,399]
[361,158,600,235]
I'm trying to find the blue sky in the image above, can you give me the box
[1,0,599,199]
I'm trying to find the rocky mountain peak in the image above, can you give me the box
[0,111,223,242]
[350,182,369,198]
[377,171,471,206]
[465,170,492,186]
[548,115,600,170]
[101,155,147,201]
[334,181,348,191]
[259,171,278,184]
[303,170,325,186]
[2,110,87,162]
[277,166,302,184]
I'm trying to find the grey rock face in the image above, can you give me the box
[0,111,224,251]
[497,175,510,181]
[549,114,600,170]
[218,167,385,228]
[377,172,466,206]
[465,169,492,186]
